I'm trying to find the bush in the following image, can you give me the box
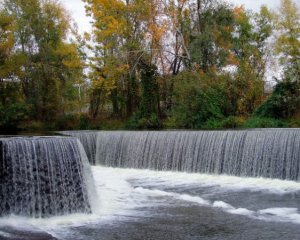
[54,113,92,130]
[163,116,178,129]
[89,118,125,130]
[244,117,288,128]
[126,113,162,130]
[201,116,245,130]
[169,71,225,129]
[220,116,245,129]
[288,119,300,128]
[79,114,91,130]
[20,121,45,132]
[55,114,80,130]
[202,118,223,129]
[254,81,300,119]
[0,102,27,131]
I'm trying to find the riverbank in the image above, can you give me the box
[2,115,300,136]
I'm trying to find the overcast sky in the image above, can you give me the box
[62,0,282,33]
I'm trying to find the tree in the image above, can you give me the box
[253,0,300,120]
[0,10,27,130]
[231,6,272,115]
[169,71,225,129]
[84,0,166,119]
[3,0,84,122]
[189,3,234,73]
[273,0,300,82]
[0,10,18,81]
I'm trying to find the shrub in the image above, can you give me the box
[0,102,27,131]
[92,119,125,130]
[55,114,80,130]
[244,117,288,128]
[254,81,300,119]
[220,116,245,129]
[169,71,225,129]
[79,114,91,130]
[126,113,162,130]
[201,116,245,130]
[163,116,178,129]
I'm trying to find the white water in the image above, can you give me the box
[64,130,300,181]
[88,167,300,224]
[92,167,300,224]
[62,131,98,165]
[94,130,300,181]
[0,137,93,218]
[1,166,300,239]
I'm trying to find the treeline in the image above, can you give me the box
[0,0,86,132]
[0,0,299,132]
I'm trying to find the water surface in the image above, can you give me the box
[1,166,300,239]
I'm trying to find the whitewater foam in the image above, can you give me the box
[100,167,300,223]
[0,166,299,236]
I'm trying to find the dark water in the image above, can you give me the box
[60,206,300,240]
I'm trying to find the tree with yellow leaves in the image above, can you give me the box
[3,0,85,122]
[84,0,166,118]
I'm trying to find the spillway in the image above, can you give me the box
[1,130,300,239]
[66,130,300,181]
[95,130,300,181]
[0,136,94,218]
[61,131,98,165]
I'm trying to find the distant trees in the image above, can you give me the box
[0,11,16,81]
[0,0,299,131]
[254,0,300,121]
[162,1,274,128]
[83,0,167,128]
[274,0,299,82]
[1,0,84,129]
[0,9,26,130]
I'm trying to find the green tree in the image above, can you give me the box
[0,9,27,131]
[189,3,235,73]
[273,0,300,82]
[253,0,300,120]
[4,0,84,122]
[168,71,226,129]
[231,6,272,115]
[254,81,300,119]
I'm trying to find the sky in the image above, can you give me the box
[62,0,282,34]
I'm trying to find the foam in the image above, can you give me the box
[94,166,300,194]
[134,187,210,205]
[258,208,300,224]
[0,166,299,233]
[91,167,300,224]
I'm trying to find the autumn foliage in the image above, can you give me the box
[0,0,299,131]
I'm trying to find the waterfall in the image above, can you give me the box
[85,130,298,181]
[61,131,98,165]
[0,136,95,218]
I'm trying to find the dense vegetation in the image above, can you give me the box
[0,0,299,132]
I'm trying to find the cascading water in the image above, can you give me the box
[65,130,300,181]
[61,131,98,165]
[1,131,300,240]
[0,136,95,218]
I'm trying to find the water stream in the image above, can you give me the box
[1,130,300,239]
